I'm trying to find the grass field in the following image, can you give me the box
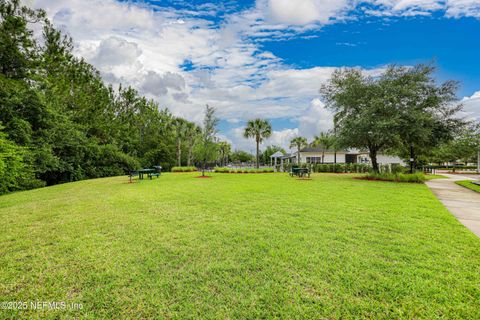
[456,180,480,193]
[1,173,479,319]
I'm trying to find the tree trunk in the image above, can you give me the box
[297,147,301,164]
[409,145,414,174]
[176,138,182,166]
[369,148,379,173]
[322,149,325,164]
[187,144,193,166]
[256,137,260,169]
[477,149,480,174]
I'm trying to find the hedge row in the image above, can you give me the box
[171,166,197,172]
[361,172,426,183]
[282,163,371,173]
[427,165,478,170]
[312,163,372,173]
[282,163,409,174]
[214,167,274,173]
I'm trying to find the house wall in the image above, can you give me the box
[375,155,404,165]
[357,153,404,165]
[300,152,346,163]
[299,152,405,165]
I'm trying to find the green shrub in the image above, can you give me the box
[172,166,197,172]
[363,172,426,183]
[86,144,140,178]
[310,163,371,173]
[214,167,274,174]
[0,130,44,195]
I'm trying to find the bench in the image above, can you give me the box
[290,167,310,178]
[149,166,162,179]
[128,170,138,183]
[149,172,160,179]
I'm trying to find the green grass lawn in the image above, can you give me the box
[424,174,448,180]
[456,180,480,193]
[1,173,479,319]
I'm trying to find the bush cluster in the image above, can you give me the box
[363,172,426,183]
[311,163,371,173]
[283,163,371,173]
[438,166,477,171]
[214,167,274,173]
[171,166,197,172]
[427,165,478,170]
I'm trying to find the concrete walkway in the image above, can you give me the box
[426,173,480,237]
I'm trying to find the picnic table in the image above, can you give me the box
[138,168,156,180]
[129,166,162,182]
[290,167,310,178]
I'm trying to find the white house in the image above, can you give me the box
[298,147,404,165]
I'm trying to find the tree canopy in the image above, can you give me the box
[290,137,308,164]
[0,0,200,193]
[320,65,464,172]
[244,118,272,168]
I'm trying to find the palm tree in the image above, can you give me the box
[312,132,334,163]
[290,137,308,164]
[243,119,272,169]
[218,141,231,166]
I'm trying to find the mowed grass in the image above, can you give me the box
[456,180,480,193]
[0,173,479,319]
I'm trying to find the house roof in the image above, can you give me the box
[300,147,349,153]
[270,151,284,158]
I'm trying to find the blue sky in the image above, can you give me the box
[35,0,480,150]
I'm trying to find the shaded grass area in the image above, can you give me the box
[424,174,448,180]
[0,173,479,319]
[456,180,480,193]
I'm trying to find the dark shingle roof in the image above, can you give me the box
[300,147,348,153]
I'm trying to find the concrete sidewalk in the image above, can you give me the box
[426,174,480,237]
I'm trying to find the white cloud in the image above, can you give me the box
[141,71,185,96]
[265,0,351,25]
[298,99,334,139]
[461,91,480,121]
[32,0,479,150]
[92,37,142,67]
[230,126,300,152]
[266,128,301,152]
[446,0,480,18]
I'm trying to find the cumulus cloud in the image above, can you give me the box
[32,0,479,149]
[446,0,480,18]
[141,71,185,96]
[265,0,351,25]
[231,126,300,152]
[461,91,480,121]
[298,99,334,139]
[93,36,142,66]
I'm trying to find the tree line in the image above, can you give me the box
[242,65,479,173]
[0,0,229,194]
[1,0,478,194]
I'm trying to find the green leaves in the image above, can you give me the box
[320,65,465,172]
[0,0,193,191]
[243,118,272,168]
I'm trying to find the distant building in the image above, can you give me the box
[298,147,404,165]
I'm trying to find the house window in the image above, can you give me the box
[306,157,322,164]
